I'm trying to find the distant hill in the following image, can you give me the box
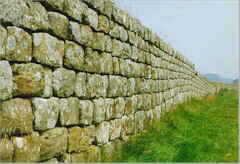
[204,73,234,84]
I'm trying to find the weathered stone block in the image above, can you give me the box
[5,26,32,62]
[0,0,50,31]
[64,41,85,71]
[59,97,79,126]
[41,0,64,11]
[92,32,105,51]
[101,142,114,161]
[127,78,136,96]
[33,33,64,67]
[135,111,145,133]
[100,52,113,74]
[96,121,110,145]
[109,119,122,140]
[0,26,7,59]
[53,68,76,97]
[112,57,120,75]
[0,61,12,101]
[64,0,87,22]
[109,22,121,39]
[112,6,128,28]
[83,0,105,15]
[93,98,106,123]
[70,22,93,47]
[0,98,33,135]
[87,74,108,98]
[98,15,110,33]
[0,139,14,162]
[71,146,101,162]
[105,35,112,52]
[119,26,128,42]
[84,8,98,30]
[112,97,125,119]
[84,48,101,73]
[42,67,53,98]
[48,12,70,39]
[12,134,40,162]
[119,59,131,77]
[40,128,68,161]
[108,75,128,97]
[32,97,59,131]
[124,114,135,135]
[125,95,137,115]
[68,126,95,153]
[105,98,114,120]
[75,72,87,98]
[79,100,94,125]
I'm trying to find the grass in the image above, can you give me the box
[112,89,239,162]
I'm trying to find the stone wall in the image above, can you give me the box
[0,0,216,162]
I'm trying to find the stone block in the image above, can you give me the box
[92,32,105,51]
[112,97,125,119]
[109,22,121,39]
[75,72,87,98]
[84,47,103,73]
[41,0,64,11]
[112,57,120,75]
[105,98,114,120]
[71,146,101,162]
[33,33,64,67]
[64,0,87,22]
[112,39,122,57]
[84,7,98,30]
[12,134,40,162]
[101,142,114,161]
[40,128,68,161]
[70,22,93,47]
[98,15,110,33]
[0,61,12,101]
[0,139,14,162]
[100,52,113,74]
[108,75,128,97]
[48,12,70,39]
[0,0,50,31]
[42,68,53,98]
[0,26,7,59]
[32,97,59,131]
[105,35,112,52]
[79,100,94,125]
[96,121,110,145]
[109,119,122,140]
[0,98,33,135]
[93,98,106,123]
[5,26,32,62]
[125,95,137,115]
[53,68,76,97]
[68,126,95,153]
[119,26,128,42]
[87,74,108,98]
[64,41,85,71]
[135,111,145,133]
[59,97,79,126]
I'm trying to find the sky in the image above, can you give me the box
[113,0,239,79]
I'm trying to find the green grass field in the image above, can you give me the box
[113,89,239,162]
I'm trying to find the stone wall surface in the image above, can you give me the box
[0,0,217,162]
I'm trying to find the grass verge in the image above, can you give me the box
[113,89,238,162]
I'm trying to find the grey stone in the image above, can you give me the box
[87,74,108,98]
[105,35,112,52]
[42,68,53,98]
[99,52,113,74]
[5,26,32,62]
[108,75,128,97]
[93,98,106,123]
[84,7,98,30]
[96,121,110,145]
[33,33,64,67]
[40,128,68,161]
[0,98,33,135]
[0,61,12,101]
[48,12,70,39]
[0,26,7,59]
[75,72,87,98]
[53,68,76,97]
[84,48,101,73]
[32,97,59,131]
[59,97,79,126]
[64,0,88,22]
[64,41,85,71]
[105,98,114,120]
[79,100,94,125]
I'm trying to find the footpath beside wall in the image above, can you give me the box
[0,0,216,162]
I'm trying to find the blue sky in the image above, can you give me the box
[114,0,239,79]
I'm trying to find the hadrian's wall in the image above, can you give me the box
[0,0,216,162]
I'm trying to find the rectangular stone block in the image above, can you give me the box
[53,68,76,97]
[70,22,93,47]
[42,68,53,98]
[112,97,125,119]
[33,33,64,67]
[92,32,105,51]
[84,48,102,73]
[98,15,110,33]
[84,7,98,30]
[0,61,12,101]
[0,98,33,135]
[64,0,87,22]
[40,128,68,161]
[96,121,110,145]
[125,95,137,115]
[105,35,112,53]
[0,26,7,59]
[79,100,94,125]
[109,119,122,141]
[127,78,136,96]
[5,26,32,62]
[12,134,40,162]
[87,74,108,98]
[112,57,120,75]
[135,111,145,133]
[68,126,95,153]
[0,139,14,162]
[99,52,113,74]
[93,98,106,123]
[108,75,128,97]
[75,72,87,98]
[59,97,79,126]
[32,97,59,131]
[71,146,101,162]
[105,98,114,120]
